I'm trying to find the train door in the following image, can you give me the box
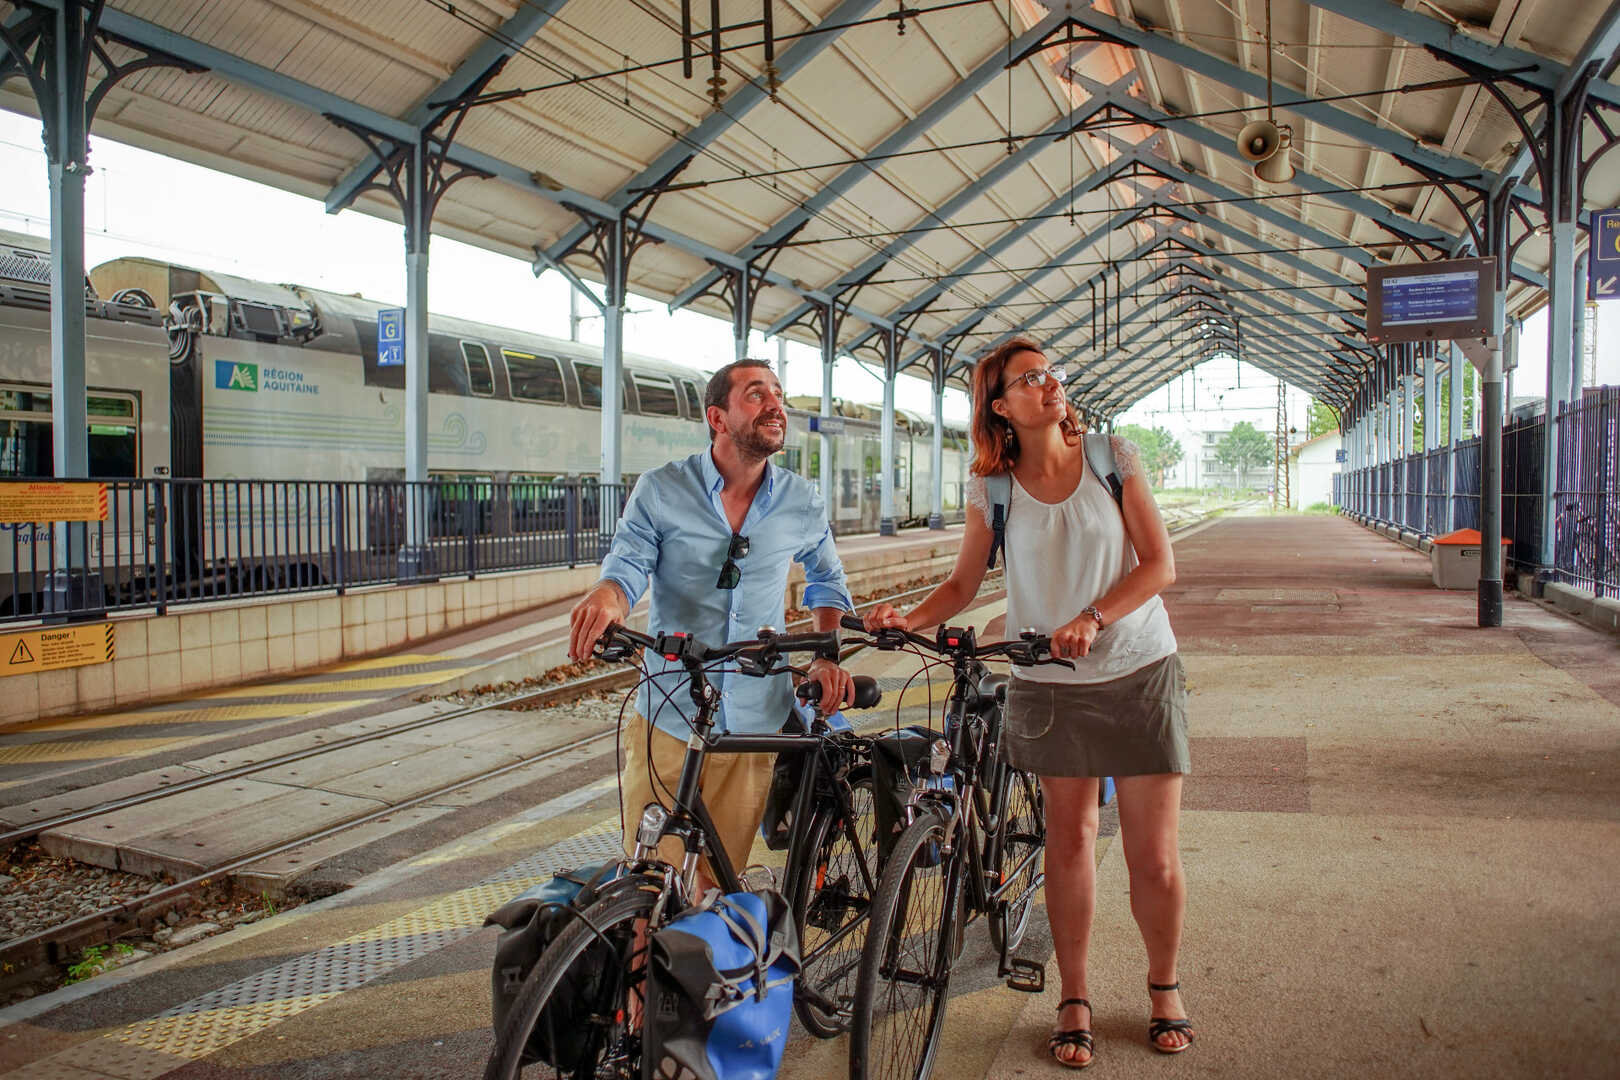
[860,436,881,532]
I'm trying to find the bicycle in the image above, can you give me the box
[482,623,882,1080]
[839,616,1071,1080]
[1555,500,1618,595]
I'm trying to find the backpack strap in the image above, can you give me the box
[1083,433,1124,505]
[984,472,1012,570]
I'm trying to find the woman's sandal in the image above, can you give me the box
[1047,997,1095,1070]
[1147,981,1196,1054]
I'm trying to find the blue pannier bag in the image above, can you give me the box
[645,889,801,1080]
[485,861,622,1067]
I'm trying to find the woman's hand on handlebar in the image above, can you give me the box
[1050,612,1100,660]
[861,602,910,633]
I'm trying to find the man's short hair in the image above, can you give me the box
[703,358,775,441]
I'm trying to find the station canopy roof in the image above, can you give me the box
[3,0,1616,417]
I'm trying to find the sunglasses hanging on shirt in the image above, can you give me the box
[716,532,749,590]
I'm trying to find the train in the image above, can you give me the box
[0,232,969,613]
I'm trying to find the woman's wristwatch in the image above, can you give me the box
[1081,604,1105,629]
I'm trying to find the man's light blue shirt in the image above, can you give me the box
[598,449,854,737]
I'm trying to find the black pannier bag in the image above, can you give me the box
[870,726,949,863]
[485,861,621,1067]
[645,890,801,1080]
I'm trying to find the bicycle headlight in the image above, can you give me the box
[637,803,671,849]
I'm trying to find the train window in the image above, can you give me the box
[461,342,495,396]
[633,374,680,417]
[775,447,803,473]
[679,379,702,421]
[503,350,566,404]
[0,389,138,478]
[573,361,625,411]
[429,335,473,394]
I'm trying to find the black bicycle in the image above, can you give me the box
[483,623,882,1079]
[840,616,1070,1080]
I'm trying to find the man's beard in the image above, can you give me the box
[732,417,785,461]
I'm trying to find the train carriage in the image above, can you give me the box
[1,240,970,615]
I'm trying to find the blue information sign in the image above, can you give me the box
[1589,210,1620,302]
[1379,271,1479,325]
[377,308,404,366]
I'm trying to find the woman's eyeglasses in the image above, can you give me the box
[716,532,749,590]
[1005,365,1066,391]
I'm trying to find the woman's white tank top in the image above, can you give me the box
[968,442,1177,684]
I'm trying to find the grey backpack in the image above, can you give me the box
[984,433,1123,570]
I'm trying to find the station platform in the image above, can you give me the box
[3,512,1617,1079]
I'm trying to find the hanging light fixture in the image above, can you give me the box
[1234,0,1295,184]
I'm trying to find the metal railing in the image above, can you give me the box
[1553,387,1619,598]
[2,478,630,624]
[1334,388,1619,598]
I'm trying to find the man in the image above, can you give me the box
[568,358,857,883]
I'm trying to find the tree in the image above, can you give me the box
[1215,421,1274,489]
[1306,399,1339,438]
[1115,424,1185,488]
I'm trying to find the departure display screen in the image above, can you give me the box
[1365,257,1497,344]
[1379,271,1478,325]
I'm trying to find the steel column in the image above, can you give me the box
[602,216,627,487]
[1448,344,1462,530]
[820,310,835,510]
[929,361,945,530]
[879,329,897,536]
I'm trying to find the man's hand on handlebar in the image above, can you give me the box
[805,656,857,711]
[568,582,629,663]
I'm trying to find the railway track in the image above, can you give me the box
[0,502,1231,991]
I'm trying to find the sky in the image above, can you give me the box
[2,108,1614,452]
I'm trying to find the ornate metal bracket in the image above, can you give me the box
[548,156,694,307]
[0,1,206,170]
[324,63,504,250]
[681,220,805,338]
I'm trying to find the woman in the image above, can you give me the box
[863,338,1193,1068]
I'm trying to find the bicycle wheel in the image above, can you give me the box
[850,810,961,1080]
[788,766,876,1037]
[986,766,1044,954]
[483,878,659,1080]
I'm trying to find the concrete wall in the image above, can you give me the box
[1,565,601,724]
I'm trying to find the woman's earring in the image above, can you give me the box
[1003,425,1015,449]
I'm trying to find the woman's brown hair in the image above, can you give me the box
[969,337,1082,476]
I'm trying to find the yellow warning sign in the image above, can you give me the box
[0,481,108,523]
[1,624,114,675]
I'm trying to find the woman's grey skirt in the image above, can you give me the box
[1004,653,1190,777]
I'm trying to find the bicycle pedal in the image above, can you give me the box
[1004,957,1045,994]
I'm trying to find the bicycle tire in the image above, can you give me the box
[788,766,876,1038]
[849,810,960,1080]
[483,879,659,1080]
[986,766,1044,954]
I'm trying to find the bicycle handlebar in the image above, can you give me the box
[796,676,882,709]
[594,623,840,667]
[839,613,1075,670]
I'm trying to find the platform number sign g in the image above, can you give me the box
[377,308,405,366]
[1589,210,1620,302]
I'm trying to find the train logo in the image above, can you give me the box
[216,361,258,392]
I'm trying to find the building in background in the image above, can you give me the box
[1287,431,1344,510]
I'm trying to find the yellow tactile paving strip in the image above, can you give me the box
[9,822,626,1078]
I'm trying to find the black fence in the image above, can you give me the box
[1334,385,1619,599]
[2,478,629,623]
[1553,387,1619,598]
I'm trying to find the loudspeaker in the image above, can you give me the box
[1236,119,1283,162]
[1254,150,1296,184]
